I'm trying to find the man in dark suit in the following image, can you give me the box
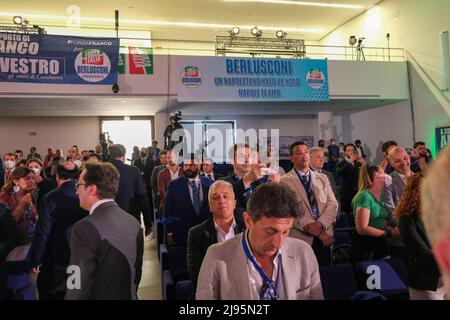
[187,180,245,292]
[200,158,223,181]
[150,150,168,218]
[27,147,41,160]
[66,162,143,300]
[327,138,340,173]
[354,140,366,160]
[147,140,161,164]
[108,144,152,236]
[164,154,213,246]
[337,144,366,213]
[133,147,155,214]
[29,162,88,300]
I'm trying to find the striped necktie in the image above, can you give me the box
[301,175,320,220]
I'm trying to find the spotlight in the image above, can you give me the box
[230,26,240,36]
[276,30,286,39]
[13,16,23,25]
[251,26,262,37]
[349,35,357,46]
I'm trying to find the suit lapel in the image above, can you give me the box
[311,172,324,215]
[280,242,297,300]
[289,170,312,214]
[204,218,218,245]
[229,234,253,300]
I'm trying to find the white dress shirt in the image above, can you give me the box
[214,218,236,243]
[187,175,203,203]
[89,199,115,215]
[244,231,286,300]
[169,167,180,181]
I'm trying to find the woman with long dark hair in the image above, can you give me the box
[394,173,445,300]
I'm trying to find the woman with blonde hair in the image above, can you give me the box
[394,173,445,300]
[351,164,400,263]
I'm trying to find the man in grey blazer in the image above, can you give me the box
[309,147,339,201]
[65,162,143,300]
[280,142,338,265]
[381,147,411,257]
[382,147,413,214]
[196,183,323,300]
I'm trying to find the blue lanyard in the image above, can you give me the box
[242,231,280,287]
[295,169,311,191]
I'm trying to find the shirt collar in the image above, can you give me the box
[89,199,115,215]
[295,168,310,177]
[188,175,201,183]
[213,217,236,234]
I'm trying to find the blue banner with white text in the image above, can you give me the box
[0,32,119,84]
[176,56,329,102]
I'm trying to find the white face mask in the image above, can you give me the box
[73,160,82,168]
[31,168,41,176]
[384,174,393,188]
[4,160,15,170]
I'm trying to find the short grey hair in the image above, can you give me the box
[387,146,407,161]
[309,147,324,155]
[208,180,234,202]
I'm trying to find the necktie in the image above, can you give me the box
[301,175,320,220]
[207,174,213,180]
[190,180,201,215]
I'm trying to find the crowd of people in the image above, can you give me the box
[0,136,449,301]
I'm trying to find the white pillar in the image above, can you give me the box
[318,111,334,144]
[440,31,450,90]
[154,111,168,148]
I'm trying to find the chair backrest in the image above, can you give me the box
[175,280,193,300]
[167,246,189,282]
[333,231,352,247]
[356,260,407,291]
[319,264,358,300]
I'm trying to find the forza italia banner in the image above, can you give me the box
[176,56,329,102]
[119,47,153,75]
[0,32,119,84]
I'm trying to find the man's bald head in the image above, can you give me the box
[387,147,411,176]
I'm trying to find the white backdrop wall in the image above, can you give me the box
[0,117,100,159]
[333,100,414,164]
[320,0,450,90]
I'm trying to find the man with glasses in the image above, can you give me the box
[196,183,323,300]
[65,162,143,300]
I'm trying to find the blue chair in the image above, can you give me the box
[334,213,356,232]
[7,274,36,300]
[161,245,189,300]
[355,260,409,300]
[319,264,359,300]
[176,280,193,300]
[331,231,352,265]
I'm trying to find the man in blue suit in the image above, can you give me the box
[164,154,213,246]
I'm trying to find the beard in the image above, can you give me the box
[185,169,199,179]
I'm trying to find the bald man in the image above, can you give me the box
[422,144,450,299]
[29,162,88,300]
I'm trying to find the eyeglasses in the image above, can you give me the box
[75,182,86,190]
[259,281,278,300]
